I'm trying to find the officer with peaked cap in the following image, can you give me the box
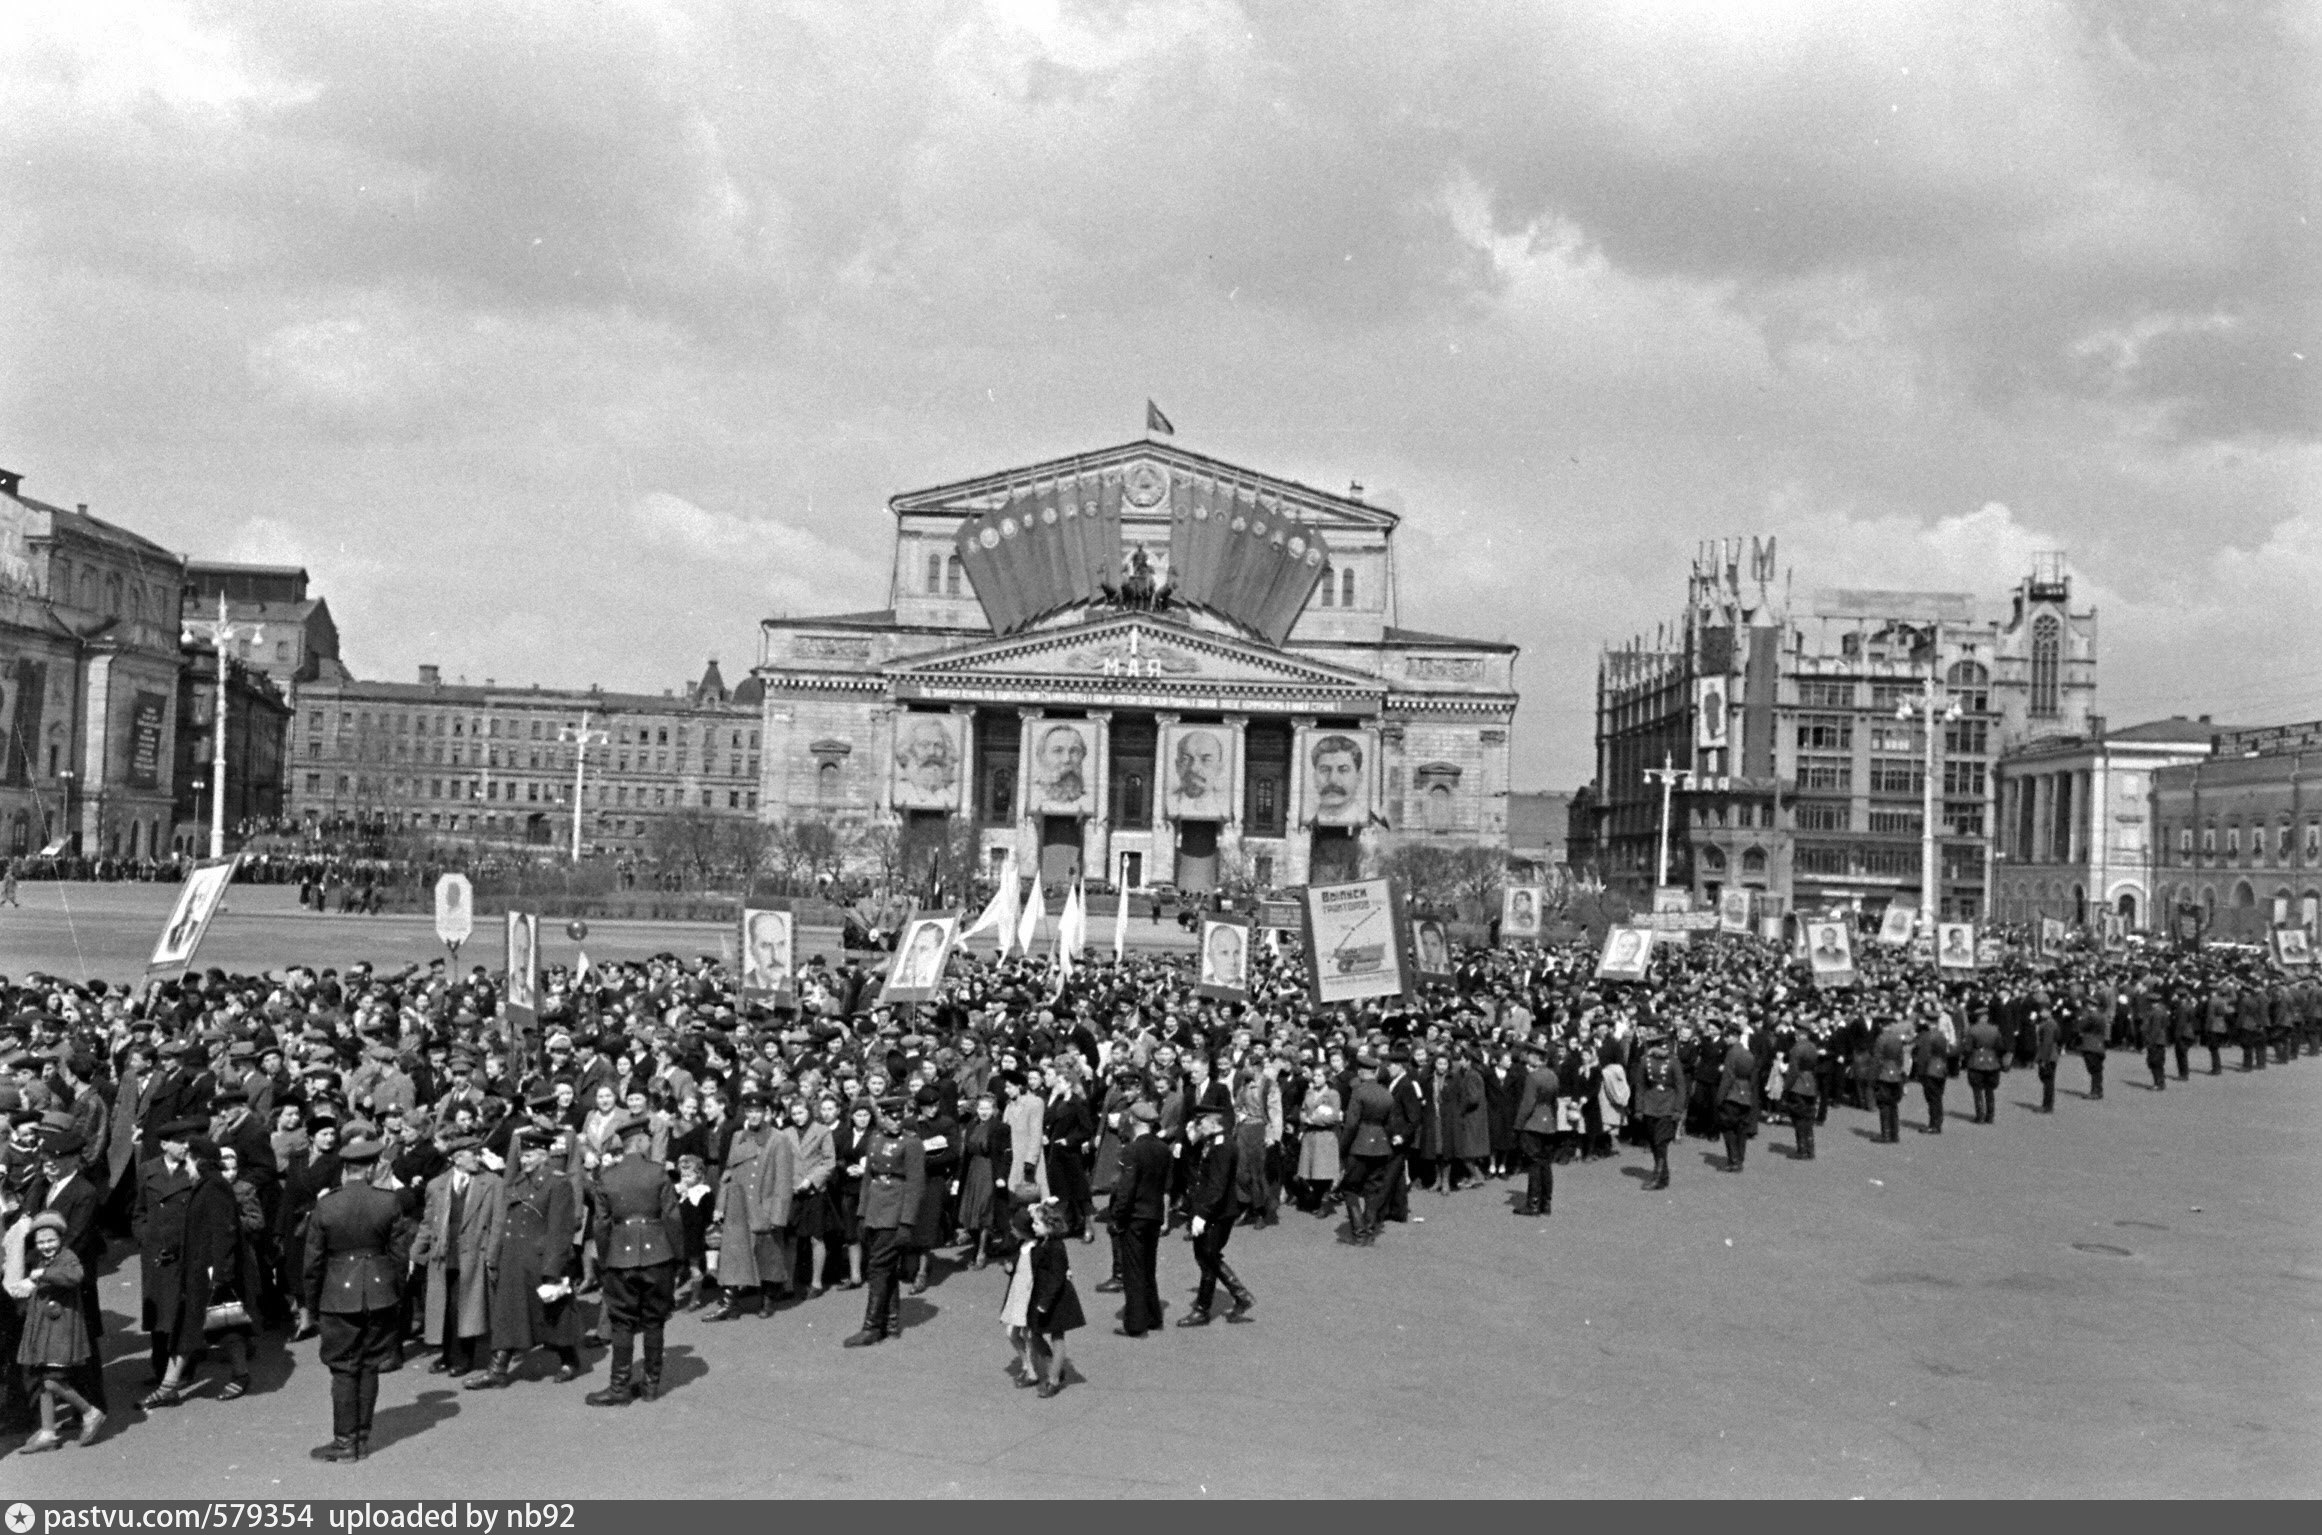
[585,1112,685,1406]
[303,1130,412,1463]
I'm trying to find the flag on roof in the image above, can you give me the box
[1145,399,1175,435]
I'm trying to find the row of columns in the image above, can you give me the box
[2003,768,2089,866]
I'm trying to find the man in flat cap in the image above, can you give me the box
[1105,1100,1169,1337]
[303,1131,412,1463]
[585,1114,685,1406]
[411,1135,502,1380]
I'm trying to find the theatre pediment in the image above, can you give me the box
[885,615,1384,707]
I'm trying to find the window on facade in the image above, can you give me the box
[1868,809,1923,834]
[1869,758,1924,796]
[1795,715,1852,751]
[817,763,838,799]
[1868,722,1920,753]
[2307,823,2321,861]
[1796,801,1849,831]
[2226,825,2240,855]
[2203,824,2216,855]
[1340,568,1356,607]
[1797,757,1852,792]
[1943,803,1984,836]
[1318,569,1335,608]
[1797,679,1853,708]
[1741,847,1766,875]
[1869,683,1914,710]
[2030,614,2061,716]
[2279,824,2294,861]
[926,552,943,593]
[1795,845,1850,875]
[1945,719,1989,755]
[946,556,963,596]
[1942,760,1985,796]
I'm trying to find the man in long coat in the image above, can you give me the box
[467,1128,583,1388]
[410,1135,505,1378]
[709,1094,793,1319]
[132,1116,206,1382]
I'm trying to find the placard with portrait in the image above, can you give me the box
[1026,719,1097,816]
[890,713,965,811]
[1303,727,1374,827]
[1162,723,1233,821]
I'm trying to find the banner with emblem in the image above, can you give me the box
[1299,878,1410,1005]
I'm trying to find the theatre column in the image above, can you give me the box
[1219,712,1249,878]
[1085,710,1112,885]
[1151,712,1179,883]
[1015,707,1041,871]
[1284,715,1317,886]
[950,705,979,875]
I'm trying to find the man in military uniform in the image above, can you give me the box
[2171,984,2201,1081]
[1714,1022,1758,1170]
[303,1132,412,1463]
[1339,1057,1396,1241]
[584,1115,685,1406]
[468,1128,583,1390]
[1176,1104,1253,1326]
[1909,1016,1953,1134]
[2203,980,2234,1075]
[1871,1011,1912,1142]
[1510,1042,1561,1215]
[2141,986,2173,1091]
[2075,1002,2109,1100]
[1633,1033,1686,1189]
[2033,1004,2062,1112]
[1781,1030,1820,1159]
[843,1098,925,1347]
[1963,1009,2004,1124]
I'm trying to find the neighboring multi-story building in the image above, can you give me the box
[284,661,763,853]
[1991,718,2221,932]
[751,438,1519,897]
[0,468,186,860]
[2149,721,2322,942]
[170,637,290,853]
[1586,541,2098,922]
[181,561,347,687]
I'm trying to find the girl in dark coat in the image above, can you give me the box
[1022,1200,1085,1400]
[1483,1048,1523,1175]
[826,1101,873,1289]
[954,1093,1014,1270]
[1040,1077,1097,1240]
[16,1213,104,1451]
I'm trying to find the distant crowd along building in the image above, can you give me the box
[751,439,1519,896]
[1586,541,2097,925]
[2147,720,2322,942]
[283,661,764,852]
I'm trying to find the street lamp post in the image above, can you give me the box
[1899,679,1963,930]
[558,712,610,862]
[1642,751,1690,892]
[181,593,265,861]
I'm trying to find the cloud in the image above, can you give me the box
[2,0,2314,789]
[627,491,884,615]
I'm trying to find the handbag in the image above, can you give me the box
[204,1297,252,1335]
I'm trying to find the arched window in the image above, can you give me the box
[1698,843,1726,871]
[104,574,122,616]
[1946,659,1989,713]
[1340,567,1356,607]
[1425,782,1453,831]
[2029,614,2061,716]
[1318,568,1335,608]
[2233,880,2255,908]
[1742,846,1767,875]
[818,761,840,799]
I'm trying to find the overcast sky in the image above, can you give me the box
[4,0,2314,788]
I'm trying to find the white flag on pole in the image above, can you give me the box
[963,851,1019,952]
[1111,880,1129,960]
[1015,875,1045,955]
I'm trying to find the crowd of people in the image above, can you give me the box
[1,917,2315,1460]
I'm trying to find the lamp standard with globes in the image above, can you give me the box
[1899,679,1963,931]
[181,593,266,860]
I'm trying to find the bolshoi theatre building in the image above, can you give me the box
[751,439,1519,896]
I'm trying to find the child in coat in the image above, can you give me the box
[14,1212,103,1450]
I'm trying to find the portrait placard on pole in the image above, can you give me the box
[148,857,239,974]
[1195,916,1253,1001]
